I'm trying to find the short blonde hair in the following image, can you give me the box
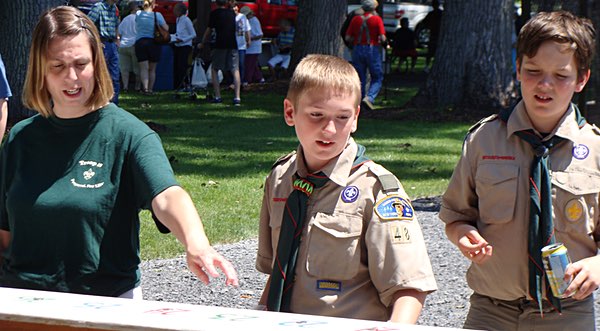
[286,54,361,109]
[143,0,155,10]
[22,6,113,117]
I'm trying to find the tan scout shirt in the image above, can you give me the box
[257,138,437,321]
[440,101,600,301]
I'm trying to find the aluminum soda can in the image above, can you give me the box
[541,243,573,299]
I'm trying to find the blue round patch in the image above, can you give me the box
[572,144,589,160]
[341,186,359,203]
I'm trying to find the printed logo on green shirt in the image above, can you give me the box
[71,160,105,189]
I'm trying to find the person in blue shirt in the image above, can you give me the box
[0,53,11,142]
[87,0,120,104]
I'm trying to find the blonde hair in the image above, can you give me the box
[22,6,113,117]
[143,0,155,10]
[287,54,361,108]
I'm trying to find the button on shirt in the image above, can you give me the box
[257,138,437,321]
[87,1,118,40]
[440,100,600,301]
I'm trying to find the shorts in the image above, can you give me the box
[393,49,418,58]
[211,49,239,72]
[118,286,143,300]
[118,46,139,75]
[135,38,161,63]
[268,54,291,69]
[464,293,595,331]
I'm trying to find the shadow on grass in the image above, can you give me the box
[121,86,469,194]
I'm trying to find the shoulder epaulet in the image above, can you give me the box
[468,114,499,133]
[271,150,296,169]
[591,124,600,136]
[367,162,415,222]
[366,162,400,194]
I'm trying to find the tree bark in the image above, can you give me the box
[289,0,347,73]
[591,0,600,108]
[190,0,212,62]
[0,1,65,122]
[414,0,517,112]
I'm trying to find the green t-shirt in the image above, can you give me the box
[0,104,178,296]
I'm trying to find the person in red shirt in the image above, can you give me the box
[344,0,386,111]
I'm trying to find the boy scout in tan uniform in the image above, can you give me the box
[256,54,437,323]
[440,11,599,331]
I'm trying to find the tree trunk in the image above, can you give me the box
[538,0,560,11]
[289,0,347,73]
[1,1,66,121]
[414,0,517,112]
[522,0,532,24]
[191,0,212,62]
[591,0,600,108]
[0,1,65,122]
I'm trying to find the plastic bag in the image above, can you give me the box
[191,58,208,88]
[206,64,223,84]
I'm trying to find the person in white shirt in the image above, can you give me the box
[172,2,196,90]
[240,6,264,84]
[232,2,251,86]
[118,1,141,92]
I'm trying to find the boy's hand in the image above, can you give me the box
[447,222,493,264]
[563,255,600,300]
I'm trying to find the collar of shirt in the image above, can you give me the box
[102,0,116,9]
[293,137,357,187]
[506,100,581,143]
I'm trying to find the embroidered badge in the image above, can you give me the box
[316,280,342,292]
[390,223,411,244]
[572,144,589,160]
[374,195,414,221]
[341,186,359,203]
[565,199,584,222]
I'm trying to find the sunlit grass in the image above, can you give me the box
[122,83,469,260]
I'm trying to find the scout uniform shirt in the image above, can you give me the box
[257,138,437,321]
[440,101,600,301]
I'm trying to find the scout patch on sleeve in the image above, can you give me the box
[390,223,411,244]
[375,195,414,221]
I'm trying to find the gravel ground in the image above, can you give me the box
[141,198,599,329]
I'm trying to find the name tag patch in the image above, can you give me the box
[375,195,414,221]
[390,223,411,244]
[316,280,342,292]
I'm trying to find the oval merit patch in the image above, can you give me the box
[375,195,414,221]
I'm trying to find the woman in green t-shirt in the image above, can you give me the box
[0,5,238,297]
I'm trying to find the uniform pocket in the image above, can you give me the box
[551,171,599,235]
[475,163,519,224]
[306,212,362,280]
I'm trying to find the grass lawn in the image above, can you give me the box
[122,78,471,260]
